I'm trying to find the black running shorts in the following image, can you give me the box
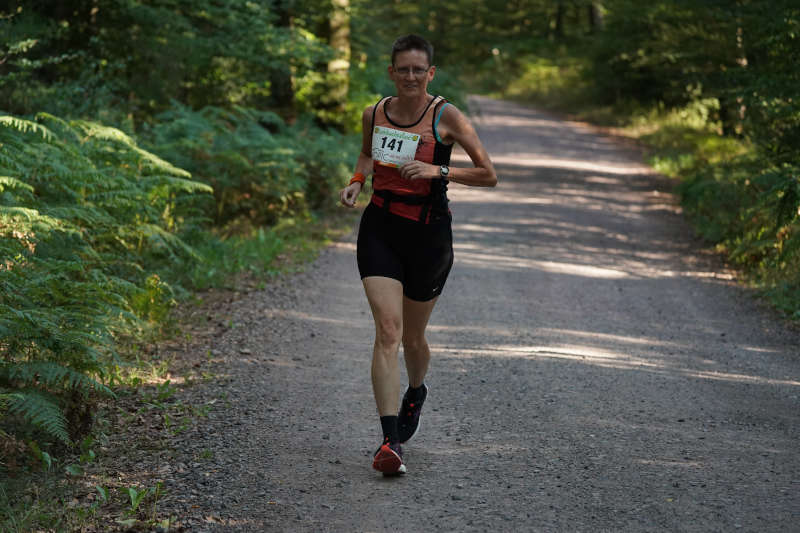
[357,202,454,302]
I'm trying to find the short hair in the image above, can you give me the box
[391,34,434,66]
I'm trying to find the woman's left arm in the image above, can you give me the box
[399,104,497,187]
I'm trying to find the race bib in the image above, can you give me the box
[371,126,420,167]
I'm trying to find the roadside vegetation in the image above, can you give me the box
[1,0,797,530]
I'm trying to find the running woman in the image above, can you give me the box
[339,34,497,475]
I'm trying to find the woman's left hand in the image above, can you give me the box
[399,160,438,180]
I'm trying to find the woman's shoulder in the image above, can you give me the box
[436,98,465,121]
[362,96,391,117]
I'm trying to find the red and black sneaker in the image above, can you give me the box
[372,441,406,476]
[398,384,427,443]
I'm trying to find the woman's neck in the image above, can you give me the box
[388,93,432,124]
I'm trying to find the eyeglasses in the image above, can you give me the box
[393,66,430,77]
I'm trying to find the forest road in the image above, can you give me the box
[158,96,800,532]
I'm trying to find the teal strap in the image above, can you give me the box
[434,102,450,143]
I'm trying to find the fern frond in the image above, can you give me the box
[5,389,70,444]
[0,116,55,141]
[0,176,34,194]
[73,120,192,178]
[0,391,24,408]
[141,175,213,194]
[138,224,199,259]
[34,112,82,144]
[0,361,113,396]
[0,206,61,228]
[42,205,116,226]
[72,120,136,145]
[132,145,193,178]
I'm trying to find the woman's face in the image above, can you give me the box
[389,49,435,97]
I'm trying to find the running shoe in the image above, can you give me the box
[398,384,427,444]
[372,441,406,475]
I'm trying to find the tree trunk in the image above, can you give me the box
[554,2,565,39]
[270,0,295,119]
[588,2,603,33]
[326,0,350,126]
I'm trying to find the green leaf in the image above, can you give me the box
[65,464,83,476]
[41,451,52,471]
[96,486,109,503]
[128,487,148,512]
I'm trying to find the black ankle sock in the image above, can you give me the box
[406,383,426,402]
[380,415,399,444]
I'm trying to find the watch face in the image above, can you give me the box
[440,165,449,177]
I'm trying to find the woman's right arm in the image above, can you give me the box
[340,106,374,207]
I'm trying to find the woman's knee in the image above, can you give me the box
[402,333,427,354]
[375,316,402,350]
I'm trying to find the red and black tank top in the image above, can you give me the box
[369,95,453,223]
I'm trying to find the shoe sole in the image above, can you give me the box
[372,445,406,475]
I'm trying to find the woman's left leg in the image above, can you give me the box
[401,295,438,387]
[397,295,438,444]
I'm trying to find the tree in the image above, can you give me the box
[325,0,351,126]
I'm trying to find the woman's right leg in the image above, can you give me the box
[363,276,405,416]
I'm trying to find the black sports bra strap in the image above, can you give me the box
[370,96,388,131]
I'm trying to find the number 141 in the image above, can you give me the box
[380,137,403,152]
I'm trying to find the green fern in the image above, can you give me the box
[0,176,34,194]
[0,206,61,228]
[3,389,70,445]
[144,103,353,227]
[0,116,54,140]
[1,111,212,446]
[0,362,113,396]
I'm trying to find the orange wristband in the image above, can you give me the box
[349,172,366,186]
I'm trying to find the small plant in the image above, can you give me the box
[79,436,96,464]
[40,452,52,472]
[126,486,149,514]
[149,481,163,523]
[65,464,83,476]
[124,481,164,518]
[27,441,53,474]
[95,486,109,505]
[142,380,178,411]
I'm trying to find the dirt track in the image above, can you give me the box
[148,96,800,532]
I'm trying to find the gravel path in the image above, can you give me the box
[151,96,800,532]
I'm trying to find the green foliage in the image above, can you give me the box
[143,104,355,230]
[126,486,149,514]
[497,44,591,109]
[0,113,211,445]
[627,102,799,317]
[0,1,334,122]
[680,160,800,316]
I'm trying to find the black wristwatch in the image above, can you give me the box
[439,165,450,178]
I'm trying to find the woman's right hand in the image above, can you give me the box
[340,182,363,207]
